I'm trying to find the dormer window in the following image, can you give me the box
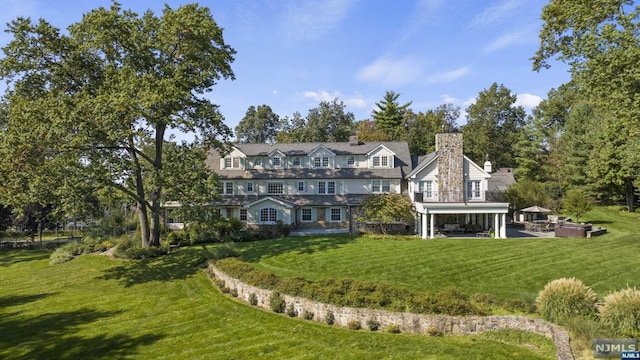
[272,157,281,167]
[347,156,355,166]
[224,157,241,169]
[254,157,262,167]
[313,156,330,168]
[372,155,389,167]
[293,157,301,166]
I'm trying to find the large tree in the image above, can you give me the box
[235,105,280,143]
[407,104,459,156]
[461,83,525,169]
[0,3,235,247]
[276,98,354,142]
[371,90,412,140]
[533,0,640,211]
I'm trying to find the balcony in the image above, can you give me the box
[414,190,504,203]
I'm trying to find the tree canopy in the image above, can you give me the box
[0,2,235,247]
[235,105,280,143]
[371,90,412,140]
[276,98,354,142]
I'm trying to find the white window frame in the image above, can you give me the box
[318,181,326,194]
[421,180,433,198]
[260,208,277,223]
[467,180,482,200]
[330,208,342,222]
[372,156,380,167]
[239,209,247,222]
[267,182,284,194]
[317,181,336,195]
[272,157,281,167]
[346,156,355,166]
[254,157,262,167]
[301,208,312,222]
[222,181,233,195]
[381,180,390,192]
[298,181,305,192]
[224,157,241,169]
[246,182,254,193]
[381,156,388,167]
[293,157,301,166]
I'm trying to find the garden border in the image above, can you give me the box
[208,263,573,360]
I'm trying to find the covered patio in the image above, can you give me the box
[415,202,510,239]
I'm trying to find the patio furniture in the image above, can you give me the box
[476,230,491,238]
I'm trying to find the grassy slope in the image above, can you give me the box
[0,248,554,359]
[237,206,640,300]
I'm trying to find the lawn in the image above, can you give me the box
[0,247,555,359]
[236,206,640,301]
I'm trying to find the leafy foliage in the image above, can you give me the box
[562,189,594,222]
[371,90,412,140]
[235,105,280,143]
[357,193,414,234]
[0,3,235,247]
[276,99,354,142]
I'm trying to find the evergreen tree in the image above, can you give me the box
[371,91,412,140]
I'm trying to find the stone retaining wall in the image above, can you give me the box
[209,264,573,360]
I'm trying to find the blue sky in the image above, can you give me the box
[1,0,571,137]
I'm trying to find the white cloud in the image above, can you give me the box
[303,90,338,102]
[427,66,470,83]
[283,0,356,42]
[440,94,459,104]
[272,90,279,95]
[470,0,524,28]
[515,93,542,109]
[356,57,423,87]
[303,90,368,109]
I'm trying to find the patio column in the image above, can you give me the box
[494,214,499,237]
[421,213,428,239]
[430,213,435,239]
[501,213,507,238]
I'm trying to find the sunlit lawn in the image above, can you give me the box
[235,206,640,300]
[0,246,555,359]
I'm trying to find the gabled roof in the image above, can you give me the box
[366,144,396,156]
[308,144,336,157]
[405,151,438,178]
[243,196,295,209]
[268,149,286,157]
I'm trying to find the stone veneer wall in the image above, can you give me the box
[435,132,464,202]
[209,264,573,360]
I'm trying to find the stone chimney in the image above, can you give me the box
[436,132,464,202]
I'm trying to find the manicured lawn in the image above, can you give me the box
[0,247,555,359]
[236,206,640,300]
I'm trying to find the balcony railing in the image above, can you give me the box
[414,191,504,203]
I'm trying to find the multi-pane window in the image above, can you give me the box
[267,182,284,194]
[372,180,390,193]
[222,182,233,195]
[301,208,312,222]
[381,156,388,167]
[313,156,330,167]
[246,182,254,192]
[372,156,388,167]
[260,208,277,223]
[224,157,241,169]
[421,180,433,198]
[254,158,262,166]
[272,157,281,167]
[467,180,481,199]
[298,181,305,192]
[239,209,247,221]
[318,181,336,194]
[330,208,341,221]
[293,157,301,166]
[347,156,355,165]
[372,157,380,167]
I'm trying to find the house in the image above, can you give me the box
[164,132,511,238]
[406,132,510,239]
[164,137,413,232]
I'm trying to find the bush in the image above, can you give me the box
[325,310,335,325]
[302,310,314,320]
[536,278,598,323]
[208,243,240,261]
[124,246,169,260]
[427,326,443,337]
[248,293,258,306]
[268,292,286,313]
[347,320,361,330]
[385,324,400,334]
[285,303,298,318]
[600,287,640,337]
[49,248,76,265]
[366,318,380,331]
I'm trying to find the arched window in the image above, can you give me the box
[260,208,277,223]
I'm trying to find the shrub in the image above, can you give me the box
[124,246,169,260]
[536,278,598,323]
[347,320,361,330]
[268,292,286,313]
[427,326,443,337]
[302,310,314,320]
[325,310,335,325]
[49,248,75,265]
[366,318,380,331]
[385,324,400,334]
[286,303,298,318]
[248,293,258,306]
[600,287,640,337]
[208,243,240,261]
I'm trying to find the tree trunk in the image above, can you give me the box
[129,137,151,248]
[149,125,165,248]
[137,202,151,248]
[626,180,636,213]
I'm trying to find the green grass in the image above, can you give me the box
[0,247,555,359]
[235,206,640,301]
